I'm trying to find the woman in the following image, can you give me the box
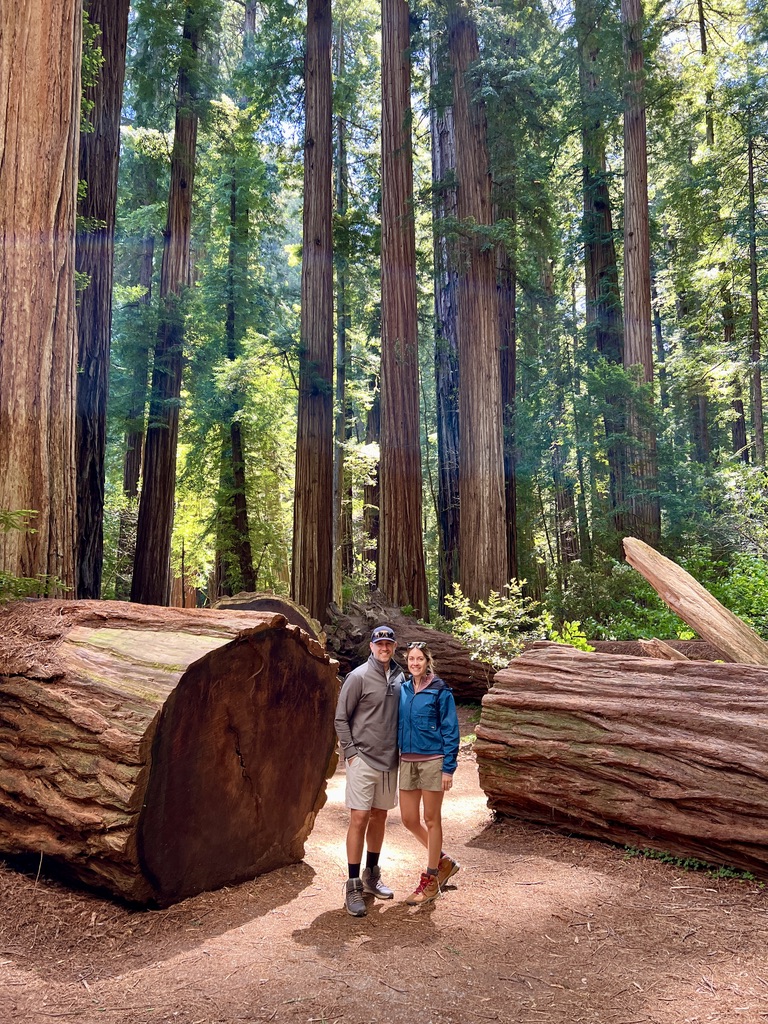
[398,641,461,905]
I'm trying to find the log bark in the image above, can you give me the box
[623,537,768,665]
[0,600,339,905]
[475,643,768,877]
[324,593,492,699]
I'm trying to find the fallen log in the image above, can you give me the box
[589,639,722,661]
[324,591,493,700]
[0,600,340,905]
[213,591,324,641]
[636,638,690,661]
[475,643,768,877]
[623,537,768,665]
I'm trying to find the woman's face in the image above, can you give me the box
[407,647,428,678]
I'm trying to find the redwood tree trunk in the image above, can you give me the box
[0,0,81,592]
[379,0,429,618]
[448,0,508,602]
[431,45,461,614]
[747,133,765,465]
[291,0,334,622]
[333,21,351,602]
[131,10,201,605]
[75,0,131,599]
[621,0,660,545]
[575,0,627,547]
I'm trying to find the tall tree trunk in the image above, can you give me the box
[431,45,461,615]
[131,9,201,605]
[696,0,714,147]
[291,0,334,621]
[621,0,661,545]
[723,279,749,462]
[363,384,380,585]
[214,155,256,596]
[575,0,627,549]
[333,20,350,604]
[497,196,518,582]
[747,132,765,465]
[75,0,130,599]
[379,0,429,618]
[447,0,508,602]
[0,0,82,592]
[114,235,154,602]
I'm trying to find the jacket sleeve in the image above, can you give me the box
[335,670,362,761]
[438,685,460,775]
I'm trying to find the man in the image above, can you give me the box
[335,624,404,917]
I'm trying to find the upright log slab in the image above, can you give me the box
[475,643,768,877]
[0,600,340,904]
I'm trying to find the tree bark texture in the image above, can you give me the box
[379,0,429,619]
[575,0,627,546]
[497,200,518,583]
[0,0,82,592]
[363,384,380,583]
[431,53,461,615]
[0,600,339,905]
[448,1,508,602]
[621,0,660,545]
[325,593,493,699]
[131,11,200,606]
[292,0,334,622]
[333,23,349,605]
[747,133,765,465]
[623,536,768,665]
[75,0,131,599]
[475,644,768,877]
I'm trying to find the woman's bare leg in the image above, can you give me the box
[421,789,444,871]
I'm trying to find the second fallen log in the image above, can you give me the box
[475,643,768,877]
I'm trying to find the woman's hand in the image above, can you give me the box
[442,773,453,792]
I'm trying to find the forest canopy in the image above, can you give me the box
[0,0,767,643]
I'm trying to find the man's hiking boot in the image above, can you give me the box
[405,872,440,906]
[344,877,367,917]
[362,865,394,899]
[437,855,460,888]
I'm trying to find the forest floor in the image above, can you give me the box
[1,706,768,1024]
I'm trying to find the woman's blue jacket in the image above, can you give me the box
[398,675,460,775]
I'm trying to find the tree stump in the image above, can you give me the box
[324,592,492,700]
[0,600,340,905]
[475,642,768,877]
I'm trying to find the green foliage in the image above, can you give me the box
[441,579,548,668]
[0,511,67,601]
[80,8,105,132]
[548,620,595,652]
[624,846,757,882]
[546,554,692,641]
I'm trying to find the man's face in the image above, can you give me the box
[370,640,396,665]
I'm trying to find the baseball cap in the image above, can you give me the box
[371,625,396,643]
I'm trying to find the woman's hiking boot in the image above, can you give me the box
[405,872,440,906]
[437,855,460,888]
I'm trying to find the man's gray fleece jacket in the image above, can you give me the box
[335,654,404,772]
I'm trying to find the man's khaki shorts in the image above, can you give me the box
[399,758,445,792]
[345,755,398,811]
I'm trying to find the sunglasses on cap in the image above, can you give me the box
[371,627,396,643]
[407,641,427,650]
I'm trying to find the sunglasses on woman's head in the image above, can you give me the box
[407,642,426,650]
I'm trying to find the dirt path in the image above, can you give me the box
[1,710,768,1024]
